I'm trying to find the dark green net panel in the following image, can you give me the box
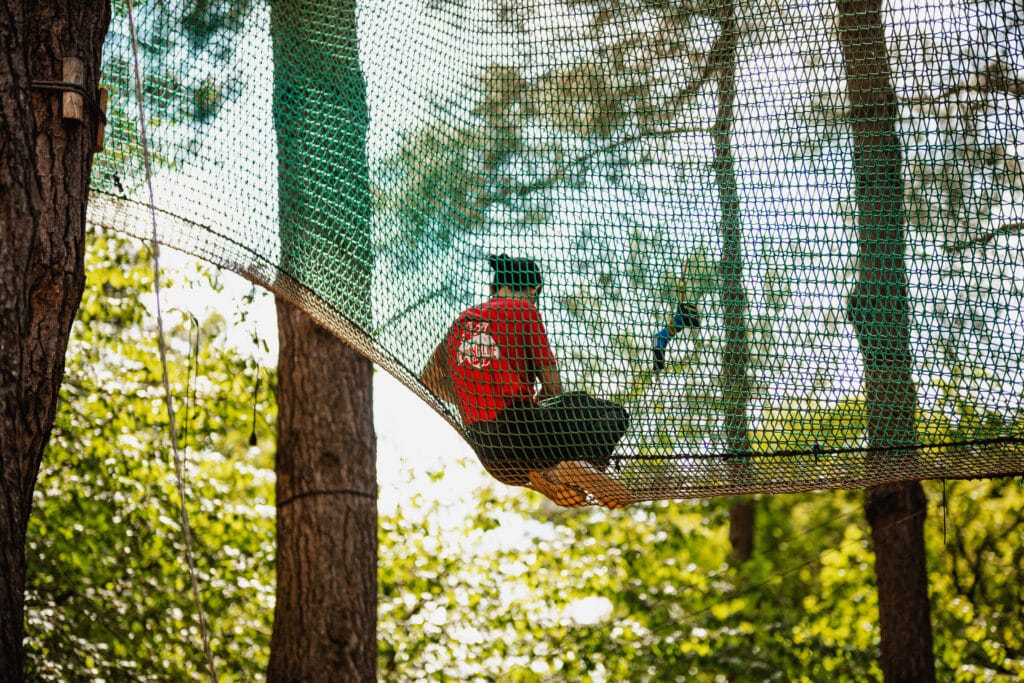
[89,0,1024,504]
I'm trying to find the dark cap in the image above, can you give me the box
[488,254,542,290]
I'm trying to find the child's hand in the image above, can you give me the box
[673,301,700,330]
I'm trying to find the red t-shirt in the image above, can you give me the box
[446,297,556,425]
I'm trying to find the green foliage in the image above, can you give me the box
[378,490,865,682]
[929,479,1024,682]
[380,482,1023,682]
[25,232,276,681]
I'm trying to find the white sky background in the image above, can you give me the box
[360,1,503,160]
[362,0,1024,443]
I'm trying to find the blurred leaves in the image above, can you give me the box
[380,482,1023,682]
[25,231,276,681]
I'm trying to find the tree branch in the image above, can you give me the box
[943,222,1024,254]
[485,123,710,207]
[901,60,1024,110]
[484,20,728,207]
[664,28,731,112]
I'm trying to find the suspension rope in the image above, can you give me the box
[27,79,107,123]
[124,1,218,678]
[277,487,377,509]
[184,314,200,449]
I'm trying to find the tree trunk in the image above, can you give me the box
[269,0,372,329]
[865,481,933,681]
[728,502,754,563]
[268,0,377,679]
[710,0,755,563]
[269,303,377,681]
[0,0,108,677]
[835,1,935,680]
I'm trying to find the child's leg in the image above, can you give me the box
[543,393,629,471]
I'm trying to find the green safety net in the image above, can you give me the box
[89,0,1024,505]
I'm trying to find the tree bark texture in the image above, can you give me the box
[728,501,755,563]
[1,0,108,677]
[270,301,378,681]
[836,1,935,681]
[268,0,377,678]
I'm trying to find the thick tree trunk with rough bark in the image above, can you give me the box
[0,0,108,677]
[836,1,935,680]
[269,303,377,681]
[268,0,377,679]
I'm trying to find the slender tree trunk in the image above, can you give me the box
[836,2,935,680]
[268,0,377,679]
[728,501,754,562]
[710,0,755,563]
[270,303,377,681]
[0,0,108,677]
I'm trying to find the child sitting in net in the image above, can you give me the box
[420,254,633,508]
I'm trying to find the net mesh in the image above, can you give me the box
[89,0,1024,504]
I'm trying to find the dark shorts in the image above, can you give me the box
[466,391,630,487]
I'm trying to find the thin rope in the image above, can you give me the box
[249,366,260,447]
[184,314,200,449]
[249,313,261,447]
[27,79,107,122]
[277,488,377,509]
[124,1,218,679]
